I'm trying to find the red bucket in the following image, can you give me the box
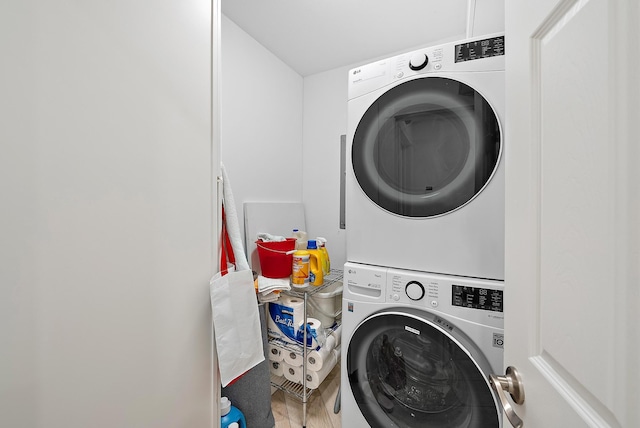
[255,238,296,278]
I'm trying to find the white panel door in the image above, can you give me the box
[502,0,639,427]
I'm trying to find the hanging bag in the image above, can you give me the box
[210,206,264,387]
[216,164,275,428]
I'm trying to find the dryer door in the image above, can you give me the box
[352,77,501,217]
[346,310,500,428]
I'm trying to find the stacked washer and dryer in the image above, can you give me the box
[342,33,506,427]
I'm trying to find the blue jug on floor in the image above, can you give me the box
[220,397,246,428]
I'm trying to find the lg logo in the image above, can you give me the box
[352,69,361,75]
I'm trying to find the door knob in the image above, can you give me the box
[489,366,525,428]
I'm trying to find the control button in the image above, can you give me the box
[430,300,438,308]
[405,281,425,301]
[395,71,404,79]
[409,53,429,71]
[392,294,400,301]
[434,63,442,70]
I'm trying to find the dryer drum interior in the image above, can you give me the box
[347,312,499,428]
[352,77,501,218]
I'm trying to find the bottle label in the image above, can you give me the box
[292,255,310,285]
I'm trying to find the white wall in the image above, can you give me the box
[221,15,304,248]
[0,1,216,427]
[468,0,505,37]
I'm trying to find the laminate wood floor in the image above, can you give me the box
[271,362,341,428]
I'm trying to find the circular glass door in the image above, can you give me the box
[352,77,501,217]
[347,311,499,428]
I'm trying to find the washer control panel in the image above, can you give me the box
[386,267,504,326]
[389,273,439,304]
[344,262,504,327]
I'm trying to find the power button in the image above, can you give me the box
[430,300,438,308]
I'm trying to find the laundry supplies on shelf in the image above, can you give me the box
[255,236,296,279]
[291,229,308,250]
[291,251,311,287]
[305,240,324,286]
[308,281,343,327]
[267,270,344,427]
[316,237,331,275]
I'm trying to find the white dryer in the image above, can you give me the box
[341,262,504,427]
[346,34,505,280]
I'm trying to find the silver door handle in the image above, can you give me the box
[489,366,525,428]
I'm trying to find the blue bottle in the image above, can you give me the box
[220,397,247,428]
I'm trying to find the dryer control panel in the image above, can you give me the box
[348,32,505,100]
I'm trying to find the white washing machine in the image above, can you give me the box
[346,34,505,280]
[341,262,504,428]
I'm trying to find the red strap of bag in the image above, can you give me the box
[220,204,237,276]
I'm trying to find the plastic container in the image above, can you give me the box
[309,280,343,327]
[291,229,308,250]
[291,250,310,287]
[220,397,246,428]
[306,240,324,286]
[255,238,296,278]
[316,237,331,276]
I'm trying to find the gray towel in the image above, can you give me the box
[221,303,275,428]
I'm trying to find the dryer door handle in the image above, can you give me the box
[489,366,525,428]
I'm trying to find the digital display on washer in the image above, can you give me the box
[452,285,503,312]
[455,35,505,63]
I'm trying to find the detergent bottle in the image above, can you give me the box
[316,237,331,276]
[306,240,324,286]
[220,397,246,428]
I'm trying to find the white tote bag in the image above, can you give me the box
[211,165,264,387]
[210,265,265,387]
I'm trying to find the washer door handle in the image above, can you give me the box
[489,366,525,428]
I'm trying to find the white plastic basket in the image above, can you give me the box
[308,281,343,327]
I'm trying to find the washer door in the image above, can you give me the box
[352,77,501,217]
[347,310,500,428]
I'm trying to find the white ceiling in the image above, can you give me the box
[221,0,470,77]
